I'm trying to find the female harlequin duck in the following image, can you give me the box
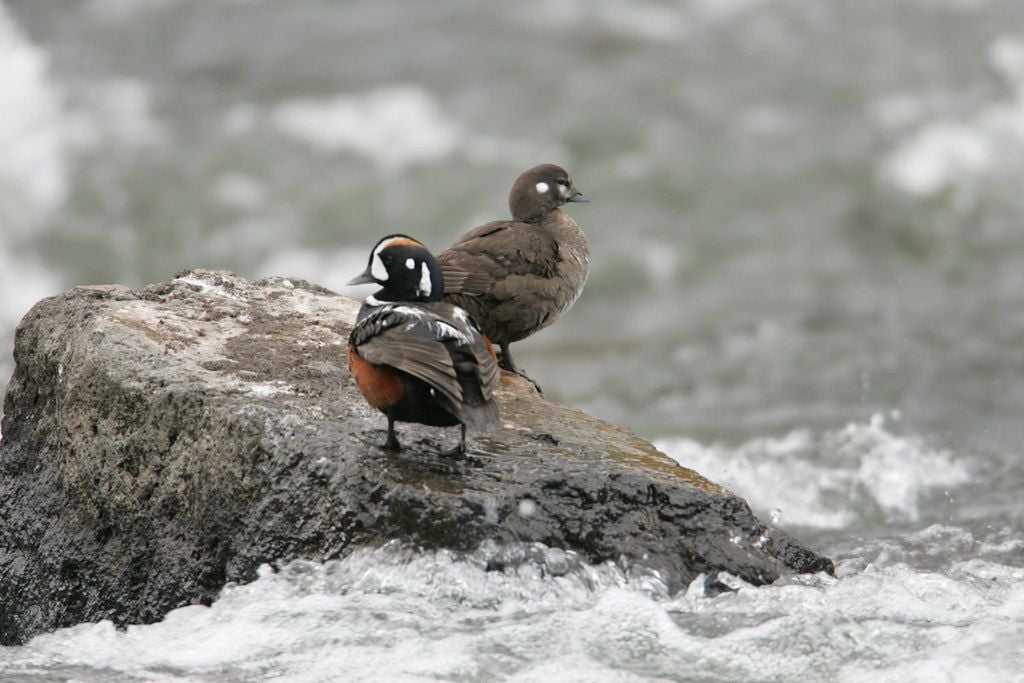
[347,234,500,454]
[436,164,591,387]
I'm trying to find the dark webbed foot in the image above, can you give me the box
[498,342,543,394]
[518,372,543,395]
[441,443,466,458]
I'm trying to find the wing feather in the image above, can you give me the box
[350,303,500,410]
[356,331,463,403]
[437,221,559,297]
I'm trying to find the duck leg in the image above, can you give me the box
[383,415,401,450]
[499,342,543,395]
[441,423,467,458]
[498,341,518,373]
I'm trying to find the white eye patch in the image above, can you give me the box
[370,250,389,281]
[406,258,416,270]
[535,181,549,193]
[418,262,432,297]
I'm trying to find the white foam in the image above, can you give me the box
[269,85,564,172]
[2,543,1021,681]
[990,35,1024,83]
[656,415,971,529]
[881,122,993,196]
[880,35,1024,197]
[271,86,462,170]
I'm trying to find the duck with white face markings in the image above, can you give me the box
[437,163,591,392]
[347,234,500,454]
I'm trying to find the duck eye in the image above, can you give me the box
[557,178,569,187]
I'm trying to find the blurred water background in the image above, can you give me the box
[1,0,1023,680]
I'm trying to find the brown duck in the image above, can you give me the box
[437,164,591,385]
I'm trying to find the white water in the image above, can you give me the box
[271,87,463,171]
[3,1,1024,680]
[657,415,972,529]
[2,418,1020,681]
[880,35,1024,198]
[3,539,1022,682]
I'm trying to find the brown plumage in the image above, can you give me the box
[348,348,403,410]
[437,164,591,380]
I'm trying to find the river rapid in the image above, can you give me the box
[1,1,1023,680]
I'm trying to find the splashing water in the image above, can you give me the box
[657,415,972,529]
[2,1,1024,680]
[2,541,1022,682]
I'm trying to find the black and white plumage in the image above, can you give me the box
[347,234,500,453]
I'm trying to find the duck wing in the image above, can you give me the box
[350,304,500,430]
[437,221,559,297]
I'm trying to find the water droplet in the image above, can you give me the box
[517,499,537,517]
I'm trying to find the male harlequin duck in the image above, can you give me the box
[437,164,591,386]
[347,234,500,454]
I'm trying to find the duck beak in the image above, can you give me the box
[346,268,376,286]
[567,190,592,203]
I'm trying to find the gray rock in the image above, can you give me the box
[0,270,832,645]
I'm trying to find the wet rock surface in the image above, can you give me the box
[0,270,832,645]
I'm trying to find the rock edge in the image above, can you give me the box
[0,269,832,645]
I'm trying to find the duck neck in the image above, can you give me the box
[367,276,443,306]
[515,206,563,225]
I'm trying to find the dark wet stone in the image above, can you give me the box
[0,269,832,645]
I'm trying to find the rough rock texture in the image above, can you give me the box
[0,270,832,645]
